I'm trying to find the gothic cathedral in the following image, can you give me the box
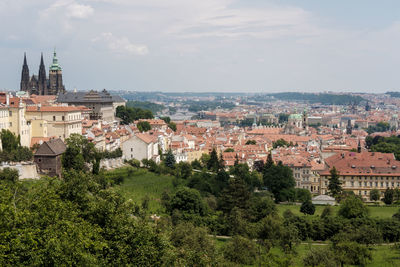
[20,50,65,95]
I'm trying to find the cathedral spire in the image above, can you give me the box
[20,53,30,92]
[40,52,44,66]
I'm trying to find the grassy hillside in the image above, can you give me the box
[277,204,399,219]
[105,167,174,213]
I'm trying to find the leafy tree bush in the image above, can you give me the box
[0,167,19,183]
[116,105,153,124]
[370,189,381,201]
[300,200,315,215]
[263,161,295,202]
[333,241,372,266]
[222,236,257,265]
[137,121,151,132]
[303,247,336,267]
[338,196,368,219]
[245,140,256,145]
[383,188,394,205]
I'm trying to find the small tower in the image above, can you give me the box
[365,101,371,112]
[20,53,30,92]
[302,108,308,130]
[346,119,352,135]
[48,49,65,95]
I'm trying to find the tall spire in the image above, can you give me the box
[20,52,30,92]
[40,52,44,66]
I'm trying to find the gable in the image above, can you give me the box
[35,142,56,156]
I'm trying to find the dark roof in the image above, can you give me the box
[57,89,125,103]
[35,138,66,156]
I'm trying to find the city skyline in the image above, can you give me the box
[1,0,400,92]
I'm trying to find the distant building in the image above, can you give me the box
[320,151,400,200]
[122,133,160,163]
[34,138,66,177]
[57,89,126,122]
[20,51,65,95]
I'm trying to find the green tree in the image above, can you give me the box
[224,148,234,152]
[171,223,219,266]
[168,122,177,131]
[207,148,220,171]
[321,206,333,218]
[273,138,290,148]
[164,150,176,168]
[383,188,394,205]
[245,140,256,145]
[175,162,192,179]
[327,167,342,199]
[0,129,20,152]
[338,195,368,219]
[168,187,206,216]
[160,116,171,124]
[300,200,315,215]
[333,241,372,267]
[137,121,151,132]
[303,247,336,267]
[0,167,19,183]
[62,134,97,172]
[263,162,295,202]
[222,236,257,265]
[218,177,251,214]
[370,189,381,201]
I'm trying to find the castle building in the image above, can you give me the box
[20,50,65,95]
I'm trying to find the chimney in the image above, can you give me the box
[6,94,9,106]
[38,103,41,111]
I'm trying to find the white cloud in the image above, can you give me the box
[41,0,94,20]
[93,32,149,55]
[66,2,94,18]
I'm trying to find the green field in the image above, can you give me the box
[106,167,174,213]
[277,204,399,219]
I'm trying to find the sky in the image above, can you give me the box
[1,0,400,93]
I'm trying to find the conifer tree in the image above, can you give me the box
[328,167,342,199]
[165,149,176,168]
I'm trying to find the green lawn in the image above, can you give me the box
[275,243,400,267]
[106,167,174,213]
[277,204,399,219]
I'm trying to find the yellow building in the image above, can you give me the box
[26,106,86,140]
[8,99,31,147]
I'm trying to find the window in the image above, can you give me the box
[131,148,133,152]
[38,158,42,163]
[9,111,12,116]
[53,116,56,121]
[62,116,65,121]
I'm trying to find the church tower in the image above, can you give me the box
[48,49,65,95]
[38,53,47,95]
[20,53,30,92]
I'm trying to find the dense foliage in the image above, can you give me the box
[126,100,165,114]
[116,105,153,125]
[368,135,400,160]
[0,129,33,162]
[366,121,391,134]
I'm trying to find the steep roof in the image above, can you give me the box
[35,138,66,156]
[57,89,125,103]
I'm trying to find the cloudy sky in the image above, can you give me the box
[1,0,400,93]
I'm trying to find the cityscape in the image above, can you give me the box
[2,1,400,266]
